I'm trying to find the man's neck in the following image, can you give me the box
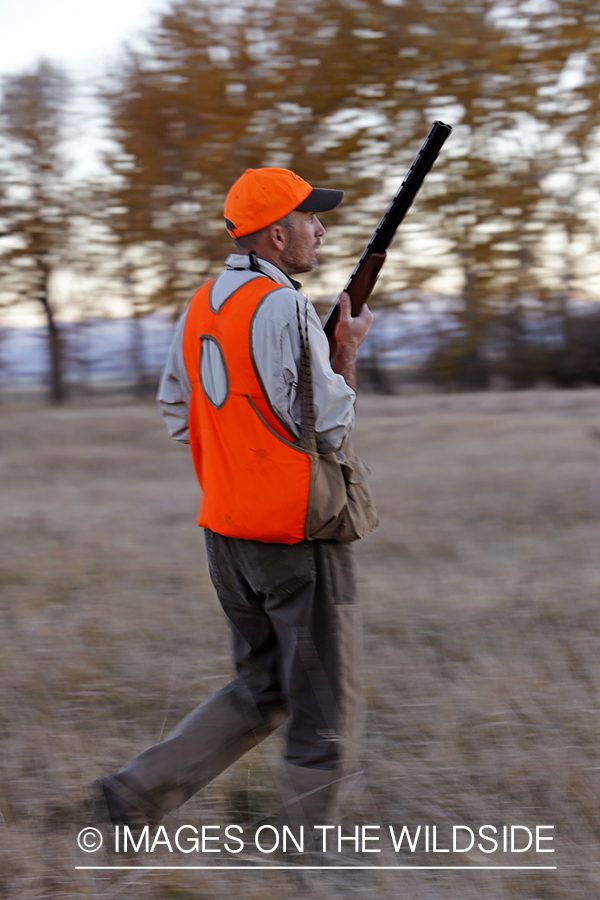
[225,253,302,290]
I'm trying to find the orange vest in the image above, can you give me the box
[181,276,312,543]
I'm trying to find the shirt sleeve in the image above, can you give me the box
[252,288,355,453]
[156,309,191,443]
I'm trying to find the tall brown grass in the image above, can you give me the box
[1,388,599,898]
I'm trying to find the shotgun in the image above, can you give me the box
[323,120,453,337]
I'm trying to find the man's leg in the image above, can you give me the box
[100,531,290,824]
[209,534,363,839]
[102,679,286,823]
[100,534,362,835]
[269,541,363,843]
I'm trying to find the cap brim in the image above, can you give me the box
[295,187,344,213]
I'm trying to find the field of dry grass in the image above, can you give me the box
[1,388,600,899]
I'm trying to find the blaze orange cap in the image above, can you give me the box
[224,167,343,239]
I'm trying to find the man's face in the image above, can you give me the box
[279,210,326,275]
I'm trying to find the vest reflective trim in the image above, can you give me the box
[198,335,228,409]
[208,269,264,314]
[182,276,312,544]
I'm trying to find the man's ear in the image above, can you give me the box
[269,221,288,251]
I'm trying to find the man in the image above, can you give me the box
[98,167,373,850]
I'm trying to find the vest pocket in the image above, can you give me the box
[305,439,379,543]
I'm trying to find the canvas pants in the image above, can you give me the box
[106,531,363,836]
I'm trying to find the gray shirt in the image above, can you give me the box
[157,254,355,454]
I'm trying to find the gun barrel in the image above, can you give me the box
[345,120,452,291]
[323,120,452,337]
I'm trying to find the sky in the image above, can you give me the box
[0,0,167,80]
[0,0,171,178]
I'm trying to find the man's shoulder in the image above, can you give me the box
[254,283,307,329]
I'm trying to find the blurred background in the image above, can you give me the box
[2,0,600,401]
[2,3,600,899]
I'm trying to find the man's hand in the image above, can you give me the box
[334,291,373,350]
[330,292,373,393]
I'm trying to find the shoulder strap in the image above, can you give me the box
[295,298,317,453]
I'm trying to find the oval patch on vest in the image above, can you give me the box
[199,336,229,409]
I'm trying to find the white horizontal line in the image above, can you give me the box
[75,865,558,871]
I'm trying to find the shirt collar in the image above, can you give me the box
[225,254,302,291]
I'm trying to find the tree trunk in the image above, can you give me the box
[39,290,65,404]
[130,313,150,397]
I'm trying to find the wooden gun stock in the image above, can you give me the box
[323,120,452,337]
[324,252,387,336]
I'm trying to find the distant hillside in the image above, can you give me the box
[0,312,178,389]
[4,300,595,392]
[0,307,444,391]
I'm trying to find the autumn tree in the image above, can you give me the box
[412,0,600,381]
[102,0,600,382]
[101,0,437,311]
[0,60,73,403]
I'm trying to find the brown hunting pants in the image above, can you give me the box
[106,531,363,835]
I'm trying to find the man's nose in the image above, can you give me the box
[315,217,325,237]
